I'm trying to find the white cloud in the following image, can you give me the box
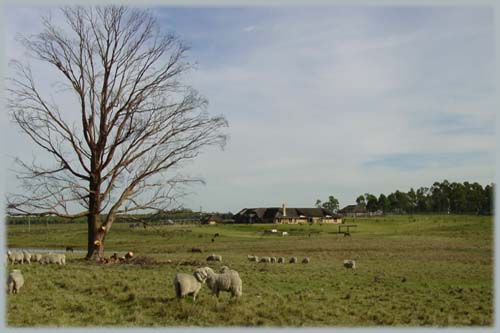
[243,25,255,32]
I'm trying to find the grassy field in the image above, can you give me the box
[5,215,493,327]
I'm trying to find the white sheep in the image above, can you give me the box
[302,257,310,264]
[31,253,42,263]
[7,269,24,294]
[173,267,209,301]
[289,256,297,264]
[343,260,356,269]
[206,254,222,262]
[39,253,66,265]
[203,266,242,298]
[247,255,259,262]
[7,251,24,265]
[23,251,32,265]
[259,257,271,263]
[277,257,285,263]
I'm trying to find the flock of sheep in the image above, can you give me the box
[6,250,67,294]
[247,255,310,264]
[6,248,356,298]
[7,250,66,266]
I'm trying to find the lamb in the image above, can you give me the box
[203,266,242,298]
[343,260,356,269]
[173,267,210,301]
[259,257,271,263]
[206,254,222,262]
[277,257,285,263]
[302,257,310,264]
[7,269,24,294]
[23,251,32,264]
[289,256,297,264]
[270,257,277,263]
[7,251,24,265]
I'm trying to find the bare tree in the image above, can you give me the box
[6,6,227,259]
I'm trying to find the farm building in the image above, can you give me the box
[233,205,342,224]
[339,204,368,217]
[200,214,222,225]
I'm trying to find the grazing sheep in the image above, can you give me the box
[302,257,310,264]
[289,257,297,264]
[277,257,285,263]
[191,247,203,253]
[247,255,259,262]
[206,254,222,262]
[39,253,65,265]
[7,270,24,294]
[30,253,42,263]
[125,251,134,259]
[66,246,74,252]
[259,257,271,263]
[173,267,210,301]
[22,251,32,264]
[203,266,242,298]
[343,260,356,269]
[214,233,220,238]
[270,257,277,263]
[282,231,288,236]
[7,251,24,265]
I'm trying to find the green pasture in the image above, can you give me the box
[5,215,493,327]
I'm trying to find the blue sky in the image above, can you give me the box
[2,5,496,213]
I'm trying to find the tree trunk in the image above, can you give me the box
[86,174,105,259]
[86,214,108,259]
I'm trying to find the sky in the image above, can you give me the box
[1,4,496,213]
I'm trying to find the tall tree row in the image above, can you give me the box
[356,180,494,215]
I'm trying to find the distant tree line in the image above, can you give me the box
[355,180,494,215]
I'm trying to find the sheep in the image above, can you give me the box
[302,257,310,264]
[7,269,24,294]
[343,260,356,269]
[270,257,277,263]
[31,253,42,263]
[66,246,74,252]
[259,257,271,263]
[191,247,203,253]
[125,251,134,259]
[173,267,210,301]
[277,257,285,263]
[206,254,222,262]
[203,266,242,298]
[7,251,24,265]
[247,255,259,262]
[23,251,32,265]
[39,253,66,265]
[289,256,297,264]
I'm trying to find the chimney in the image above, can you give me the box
[282,203,286,217]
